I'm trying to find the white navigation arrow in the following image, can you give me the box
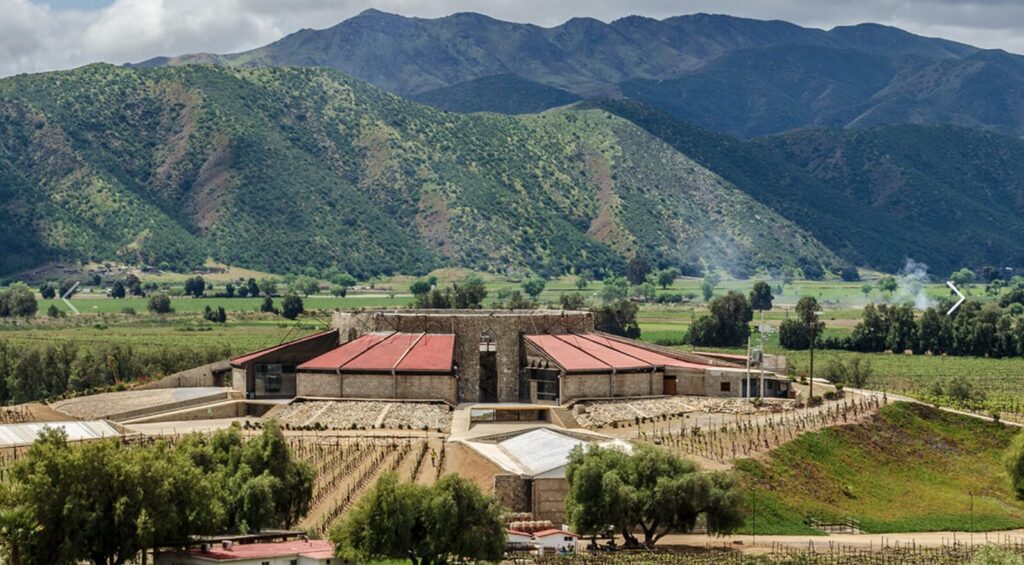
[61,281,80,315]
[946,281,966,316]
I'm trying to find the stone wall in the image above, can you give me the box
[231,367,247,394]
[135,360,230,390]
[494,474,530,513]
[333,310,593,403]
[297,371,340,397]
[561,371,663,403]
[532,478,569,524]
[296,371,457,404]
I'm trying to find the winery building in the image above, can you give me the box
[228,309,794,405]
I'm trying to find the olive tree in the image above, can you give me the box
[333,473,505,565]
[565,444,743,548]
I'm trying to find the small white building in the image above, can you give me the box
[532,528,579,552]
[505,528,579,554]
[156,540,336,565]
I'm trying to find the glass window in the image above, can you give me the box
[720,381,731,392]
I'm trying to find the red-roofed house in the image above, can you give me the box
[156,539,336,564]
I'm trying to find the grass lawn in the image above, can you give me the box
[734,402,1024,534]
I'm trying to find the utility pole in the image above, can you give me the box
[808,321,815,408]
[745,335,752,400]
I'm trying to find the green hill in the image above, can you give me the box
[0,64,838,278]
[737,402,1024,534]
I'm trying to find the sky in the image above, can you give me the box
[4,0,1024,77]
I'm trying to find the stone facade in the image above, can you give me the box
[494,474,530,513]
[332,310,593,403]
[532,477,569,524]
[296,371,458,404]
[560,371,663,404]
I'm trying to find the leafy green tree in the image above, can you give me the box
[685,291,752,347]
[626,256,651,286]
[565,443,742,548]
[224,283,235,298]
[184,276,206,298]
[884,303,918,353]
[0,284,37,318]
[521,277,546,299]
[414,288,453,309]
[701,273,719,302]
[38,284,56,300]
[861,283,873,299]
[600,276,629,303]
[452,275,487,308]
[147,294,172,314]
[291,275,320,296]
[58,280,77,300]
[331,273,358,289]
[409,280,432,296]
[5,429,221,565]
[656,268,679,289]
[950,268,976,286]
[559,292,587,310]
[46,305,63,319]
[246,278,260,298]
[633,281,657,303]
[125,274,144,297]
[575,272,592,291]
[593,300,641,339]
[258,278,277,297]
[748,281,773,312]
[333,473,505,565]
[878,275,898,296]
[281,295,304,320]
[110,281,126,299]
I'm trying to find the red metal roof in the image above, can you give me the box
[525,332,715,373]
[297,332,455,373]
[183,539,334,560]
[230,330,336,366]
[581,334,712,370]
[524,334,617,372]
[298,333,392,371]
[397,333,456,372]
[552,334,652,371]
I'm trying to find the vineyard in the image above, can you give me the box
[286,435,449,536]
[623,394,883,464]
[531,540,1024,564]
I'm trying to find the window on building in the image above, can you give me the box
[767,380,775,389]
[720,381,731,392]
[289,560,298,565]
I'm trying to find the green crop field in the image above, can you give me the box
[736,402,1024,534]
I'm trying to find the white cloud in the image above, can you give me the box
[4,0,1024,77]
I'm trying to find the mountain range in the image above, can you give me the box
[2,11,1024,279]
[137,9,1024,138]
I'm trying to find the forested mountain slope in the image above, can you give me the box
[0,64,838,277]
[584,100,1024,274]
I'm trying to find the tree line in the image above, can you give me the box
[0,421,313,565]
[0,341,233,405]
[782,301,1024,357]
